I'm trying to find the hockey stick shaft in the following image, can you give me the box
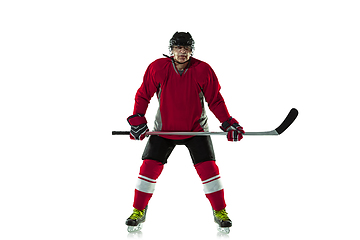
[111,130,277,136]
[112,108,298,136]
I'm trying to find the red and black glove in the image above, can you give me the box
[127,114,149,140]
[220,117,245,142]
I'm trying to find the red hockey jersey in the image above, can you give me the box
[133,57,231,139]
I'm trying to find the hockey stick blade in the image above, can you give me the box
[274,108,298,135]
[112,108,298,136]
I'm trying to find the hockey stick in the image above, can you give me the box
[112,108,298,136]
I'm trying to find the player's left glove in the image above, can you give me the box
[220,117,245,142]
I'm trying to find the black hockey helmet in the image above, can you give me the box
[169,32,195,52]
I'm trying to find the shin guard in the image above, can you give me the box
[133,159,164,210]
[195,161,226,211]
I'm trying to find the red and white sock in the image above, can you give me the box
[194,161,226,211]
[133,159,164,210]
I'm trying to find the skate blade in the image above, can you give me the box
[217,226,230,234]
[127,223,143,232]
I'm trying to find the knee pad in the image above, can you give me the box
[135,159,164,194]
[194,161,223,194]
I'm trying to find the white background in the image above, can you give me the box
[1,0,359,239]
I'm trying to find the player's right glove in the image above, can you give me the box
[127,114,149,140]
[220,117,245,142]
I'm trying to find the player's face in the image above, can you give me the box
[172,46,192,63]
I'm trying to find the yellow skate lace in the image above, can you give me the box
[214,209,230,221]
[129,208,145,220]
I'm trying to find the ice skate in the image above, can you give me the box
[125,206,147,232]
[213,208,232,234]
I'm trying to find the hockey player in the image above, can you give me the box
[125,32,245,233]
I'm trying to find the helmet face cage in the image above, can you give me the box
[169,32,195,56]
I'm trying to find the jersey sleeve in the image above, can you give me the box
[133,63,158,115]
[201,65,231,123]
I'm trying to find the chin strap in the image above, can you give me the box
[163,54,191,65]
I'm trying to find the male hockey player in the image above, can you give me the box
[125,32,245,233]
